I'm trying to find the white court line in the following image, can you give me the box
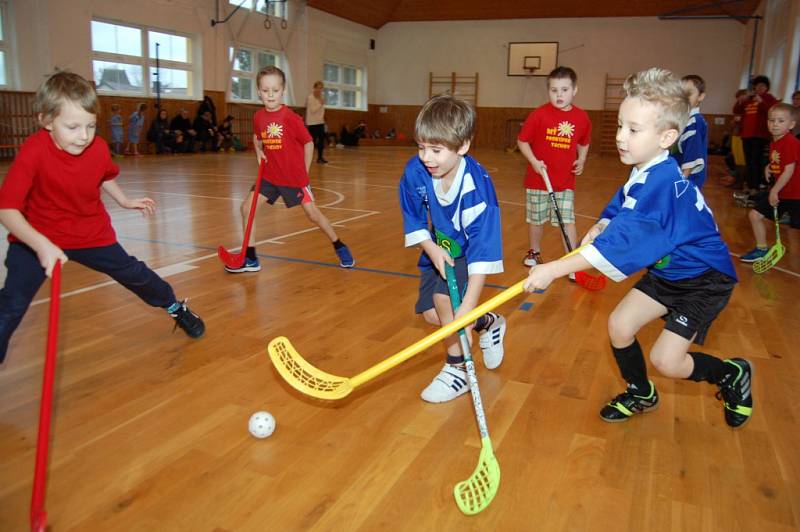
[31,263,200,307]
[28,200,380,304]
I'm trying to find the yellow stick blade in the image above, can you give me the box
[752,244,786,274]
[454,439,500,515]
[267,337,354,400]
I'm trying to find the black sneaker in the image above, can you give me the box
[169,299,205,338]
[716,358,753,428]
[600,381,659,422]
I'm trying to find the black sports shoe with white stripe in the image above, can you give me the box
[600,381,659,422]
[716,358,753,428]
[169,299,205,338]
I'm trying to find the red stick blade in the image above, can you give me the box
[575,271,606,291]
[217,245,246,269]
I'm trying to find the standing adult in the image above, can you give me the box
[305,81,327,164]
[734,75,777,192]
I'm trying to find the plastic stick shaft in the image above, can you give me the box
[30,261,61,532]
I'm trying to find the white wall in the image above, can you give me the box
[374,17,747,114]
[5,1,375,105]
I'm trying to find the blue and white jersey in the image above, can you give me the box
[399,155,504,276]
[580,151,736,282]
[675,108,708,189]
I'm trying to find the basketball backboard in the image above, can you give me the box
[507,42,558,76]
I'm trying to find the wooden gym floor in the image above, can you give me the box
[0,146,798,531]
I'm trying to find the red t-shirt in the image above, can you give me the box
[254,106,313,187]
[518,103,592,191]
[738,93,777,139]
[0,129,119,248]
[769,133,800,200]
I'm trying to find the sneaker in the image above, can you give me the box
[335,245,355,268]
[420,364,469,403]
[739,248,768,263]
[599,381,659,422]
[224,257,261,273]
[169,299,205,338]
[716,358,753,428]
[568,272,577,282]
[523,249,543,267]
[478,314,506,369]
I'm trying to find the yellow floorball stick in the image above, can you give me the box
[268,246,586,400]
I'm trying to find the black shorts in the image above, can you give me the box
[754,195,800,229]
[415,256,468,314]
[251,180,313,208]
[633,269,735,345]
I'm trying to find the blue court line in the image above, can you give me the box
[519,302,534,311]
[117,233,516,290]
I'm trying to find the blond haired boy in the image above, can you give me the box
[524,68,753,429]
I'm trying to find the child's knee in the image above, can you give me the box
[649,347,683,377]
[748,209,764,223]
[608,311,635,343]
[422,308,440,326]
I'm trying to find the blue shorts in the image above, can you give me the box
[415,256,468,314]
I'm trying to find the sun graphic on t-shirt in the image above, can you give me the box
[266,123,284,138]
[557,121,575,138]
[770,149,780,165]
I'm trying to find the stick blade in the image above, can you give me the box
[575,271,606,291]
[453,438,500,515]
[267,337,354,400]
[217,245,246,269]
[752,243,786,273]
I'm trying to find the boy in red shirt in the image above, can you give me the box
[517,66,592,267]
[226,66,355,272]
[740,103,800,262]
[734,75,778,193]
[0,72,204,363]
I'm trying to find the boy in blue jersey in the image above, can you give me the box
[399,95,506,403]
[675,75,708,188]
[523,68,753,428]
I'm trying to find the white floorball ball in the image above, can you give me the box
[248,411,276,439]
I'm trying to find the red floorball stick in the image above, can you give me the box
[218,161,265,268]
[30,260,62,532]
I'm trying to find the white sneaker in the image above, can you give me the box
[479,314,506,370]
[420,364,469,403]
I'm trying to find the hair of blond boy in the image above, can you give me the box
[34,71,99,123]
[681,74,706,94]
[624,68,690,132]
[414,94,475,151]
[769,102,797,121]
[257,65,286,87]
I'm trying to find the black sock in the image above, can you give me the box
[446,354,465,365]
[332,239,345,250]
[612,339,649,393]
[687,352,729,384]
[246,246,256,260]
[474,313,495,332]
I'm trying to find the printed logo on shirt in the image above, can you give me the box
[262,122,284,151]
[676,315,689,327]
[769,149,781,175]
[654,254,671,269]
[544,121,576,150]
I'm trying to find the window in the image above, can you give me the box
[228,0,287,19]
[229,45,281,102]
[91,20,198,98]
[0,2,9,87]
[322,62,366,110]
